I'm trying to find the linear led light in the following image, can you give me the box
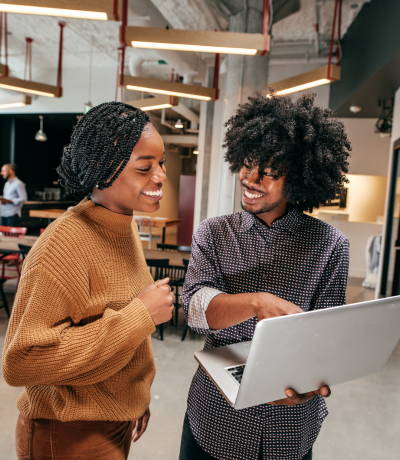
[126,85,211,101]
[131,41,258,56]
[125,76,217,102]
[0,1,121,20]
[122,26,268,56]
[0,94,32,109]
[269,65,341,97]
[127,95,179,111]
[0,76,61,97]
[0,4,106,19]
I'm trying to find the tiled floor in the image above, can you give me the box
[1,277,399,460]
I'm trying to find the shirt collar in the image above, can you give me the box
[240,207,303,234]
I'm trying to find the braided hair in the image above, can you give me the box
[57,102,150,198]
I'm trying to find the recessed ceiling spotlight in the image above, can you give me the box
[350,106,362,113]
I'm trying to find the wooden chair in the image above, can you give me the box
[0,226,27,280]
[133,216,160,249]
[146,259,170,340]
[18,244,32,260]
[157,243,192,252]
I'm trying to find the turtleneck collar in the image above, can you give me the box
[73,197,134,237]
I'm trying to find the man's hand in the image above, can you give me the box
[0,198,12,205]
[267,385,331,406]
[132,407,151,442]
[253,292,304,321]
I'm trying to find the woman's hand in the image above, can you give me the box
[132,407,151,442]
[138,278,174,325]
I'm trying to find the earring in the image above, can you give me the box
[95,184,99,188]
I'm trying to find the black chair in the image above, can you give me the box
[0,277,10,318]
[146,259,170,340]
[163,264,188,325]
[18,244,32,260]
[157,243,192,252]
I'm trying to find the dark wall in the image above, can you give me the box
[0,113,79,197]
[330,0,400,117]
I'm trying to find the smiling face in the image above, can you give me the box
[239,160,288,226]
[91,123,167,215]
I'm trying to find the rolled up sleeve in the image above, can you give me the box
[181,220,225,334]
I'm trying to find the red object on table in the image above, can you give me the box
[177,175,196,246]
[0,226,27,280]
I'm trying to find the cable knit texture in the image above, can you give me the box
[2,198,156,422]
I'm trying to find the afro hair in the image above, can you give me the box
[223,91,351,212]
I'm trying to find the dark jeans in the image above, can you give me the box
[15,413,133,460]
[1,214,20,227]
[179,413,313,460]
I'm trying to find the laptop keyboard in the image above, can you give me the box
[226,364,246,385]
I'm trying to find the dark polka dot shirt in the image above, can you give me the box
[181,208,349,460]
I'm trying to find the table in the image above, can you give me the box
[143,249,190,267]
[149,217,181,243]
[29,209,181,243]
[0,236,39,255]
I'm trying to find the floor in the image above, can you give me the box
[1,277,399,460]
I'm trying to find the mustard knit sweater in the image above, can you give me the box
[2,198,156,422]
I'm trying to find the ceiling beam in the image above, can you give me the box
[161,134,198,146]
[171,102,199,124]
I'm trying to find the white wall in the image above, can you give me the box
[341,118,391,176]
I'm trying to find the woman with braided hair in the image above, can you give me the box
[2,102,175,459]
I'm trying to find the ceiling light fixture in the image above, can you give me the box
[0,21,64,97]
[174,119,184,129]
[123,26,268,56]
[35,115,47,142]
[124,75,218,101]
[193,146,199,154]
[0,94,31,109]
[127,95,179,111]
[268,0,343,97]
[269,65,341,96]
[350,106,361,113]
[0,76,61,97]
[0,1,122,21]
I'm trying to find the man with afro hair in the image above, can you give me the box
[179,92,351,460]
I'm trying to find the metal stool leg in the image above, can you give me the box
[0,282,10,318]
[182,322,189,341]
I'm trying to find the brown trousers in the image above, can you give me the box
[16,413,134,460]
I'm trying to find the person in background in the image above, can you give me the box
[0,163,27,227]
[2,102,174,460]
[179,92,351,460]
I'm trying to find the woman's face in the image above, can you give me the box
[91,123,167,215]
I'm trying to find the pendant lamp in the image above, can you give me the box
[35,115,47,141]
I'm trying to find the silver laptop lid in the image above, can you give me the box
[235,296,400,410]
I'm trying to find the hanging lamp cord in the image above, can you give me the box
[24,37,33,81]
[0,12,9,77]
[57,22,66,92]
[327,0,343,79]
[119,0,128,88]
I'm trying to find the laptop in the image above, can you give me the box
[194,296,400,410]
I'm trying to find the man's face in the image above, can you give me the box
[239,161,288,217]
[1,166,9,180]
